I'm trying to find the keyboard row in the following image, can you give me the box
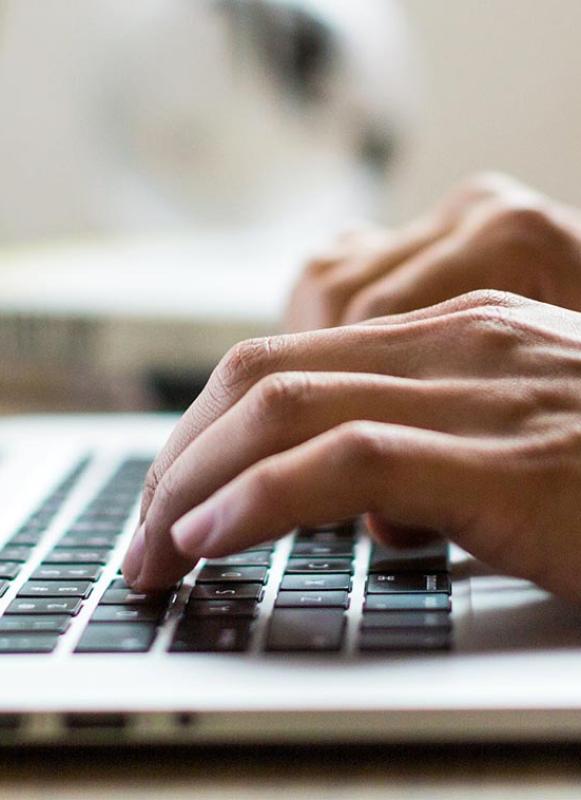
[0,458,151,653]
[0,483,453,653]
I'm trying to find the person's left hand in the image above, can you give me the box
[284,172,581,332]
[124,290,581,604]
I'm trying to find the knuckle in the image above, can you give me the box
[334,421,387,470]
[454,288,522,311]
[217,336,279,394]
[303,255,336,279]
[344,289,386,323]
[446,171,518,212]
[250,372,311,425]
[481,200,565,248]
[465,306,522,343]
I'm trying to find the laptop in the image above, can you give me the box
[1,412,581,746]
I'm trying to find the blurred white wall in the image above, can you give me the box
[392,0,581,222]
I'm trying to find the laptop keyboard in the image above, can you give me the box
[0,458,453,655]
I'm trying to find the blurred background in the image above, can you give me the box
[1,0,581,413]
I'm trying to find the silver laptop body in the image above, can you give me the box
[1,413,581,747]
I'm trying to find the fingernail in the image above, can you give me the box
[123,523,146,585]
[171,503,215,557]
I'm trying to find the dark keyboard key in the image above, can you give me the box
[0,634,59,653]
[99,588,171,607]
[18,581,93,599]
[367,573,451,594]
[0,547,33,563]
[205,552,271,567]
[0,563,21,580]
[280,574,351,592]
[170,619,252,652]
[75,623,156,653]
[58,533,117,548]
[32,565,102,581]
[5,598,82,615]
[369,542,449,574]
[286,558,353,574]
[266,609,345,652]
[275,590,349,609]
[0,615,70,633]
[43,550,109,565]
[360,629,451,652]
[91,606,164,624]
[185,600,257,618]
[291,542,353,558]
[361,611,452,630]
[364,593,451,612]
[0,581,9,597]
[189,584,263,602]
[196,566,268,584]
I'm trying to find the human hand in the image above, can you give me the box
[284,172,581,331]
[124,290,581,603]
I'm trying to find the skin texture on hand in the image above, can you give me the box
[284,172,581,332]
[123,289,581,603]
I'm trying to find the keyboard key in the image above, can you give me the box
[275,590,349,608]
[91,606,164,623]
[291,542,353,558]
[189,584,263,602]
[5,598,82,615]
[0,581,9,597]
[75,623,157,653]
[266,609,345,652]
[361,611,452,630]
[0,615,70,633]
[43,550,109,565]
[205,552,271,567]
[280,574,351,591]
[18,581,93,599]
[286,558,353,574]
[58,533,117,548]
[68,521,121,533]
[196,566,268,584]
[367,574,451,594]
[32,565,102,581]
[185,600,257,618]
[0,547,33,563]
[0,634,59,653]
[364,593,451,612]
[170,619,252,652]
[369,542,449,574]
[359,629,451,652]
[0,563,21,580]
[99,588,171,607]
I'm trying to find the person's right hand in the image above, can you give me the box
[124,289,581,604]
[284,172,581,331]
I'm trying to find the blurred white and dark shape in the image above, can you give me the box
[0,0,416,409]
[0,0,414,240]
